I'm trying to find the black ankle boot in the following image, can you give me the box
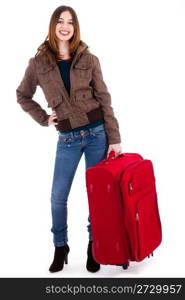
[86,241,100,272]
[49,244,70,272]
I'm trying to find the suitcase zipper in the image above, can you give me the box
[116,159,143,183]
[135,212,139,221]
[128,181,133,192]
[126,160,155,195]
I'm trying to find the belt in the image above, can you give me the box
[55,107,104,131]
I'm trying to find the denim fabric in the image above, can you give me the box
[50,123,109,246]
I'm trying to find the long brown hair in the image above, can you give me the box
[35,5,81,65]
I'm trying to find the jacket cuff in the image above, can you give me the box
[108,138,122,145]
[40,114,50,126]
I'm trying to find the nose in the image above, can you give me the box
[60,24,69,29]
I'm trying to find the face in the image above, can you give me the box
[55,11,74,41]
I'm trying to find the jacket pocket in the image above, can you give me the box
[47,95,63,108]
[75,89,93,101]
[37,65,54,84]
[74,89,99,111]
[74,62,91,79]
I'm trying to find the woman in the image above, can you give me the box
[16,5,122,273]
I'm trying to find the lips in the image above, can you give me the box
[59,30,70,36]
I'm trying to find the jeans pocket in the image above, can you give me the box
[58,132,74,144]
[93,125,107,139]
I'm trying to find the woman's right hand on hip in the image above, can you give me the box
[48,110,58,126]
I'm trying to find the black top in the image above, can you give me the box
[57,58,72,95]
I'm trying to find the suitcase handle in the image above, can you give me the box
[102,151,124,163]
[107,150,117,161]
[108,150,125,160]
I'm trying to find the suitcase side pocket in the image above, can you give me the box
[134,189,162,261]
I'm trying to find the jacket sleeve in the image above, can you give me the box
[91,55,121,144]
[16,57,50,126]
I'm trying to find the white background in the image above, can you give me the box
[0,0,185,277]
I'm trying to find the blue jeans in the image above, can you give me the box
[50,123,109,246]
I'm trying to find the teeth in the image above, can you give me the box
[60,31,69,34]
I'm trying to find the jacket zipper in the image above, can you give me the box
[69,63,73,101]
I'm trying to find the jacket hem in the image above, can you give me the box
[55,107,104,131]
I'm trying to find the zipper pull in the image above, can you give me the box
[89,184,93,192]
[136,212,139,221]
[107,184,111,193]
[128,181,133,193]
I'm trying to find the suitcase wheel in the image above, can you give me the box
[122,263,129,270]
[116,262,129,270]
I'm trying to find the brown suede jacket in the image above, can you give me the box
[16,40,121,144]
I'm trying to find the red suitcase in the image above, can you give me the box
[86,151,162,270]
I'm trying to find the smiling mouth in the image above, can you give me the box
[59,30,70,36]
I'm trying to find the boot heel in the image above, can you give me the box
[49,244,70,272]
[64,254,68,264]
